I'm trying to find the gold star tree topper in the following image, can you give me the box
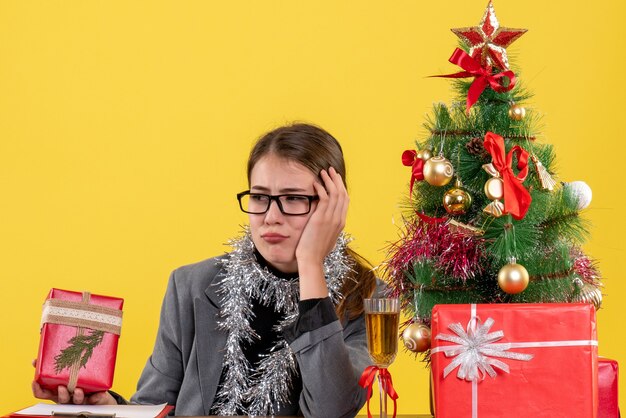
[451,1,527,70]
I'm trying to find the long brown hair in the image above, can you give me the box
[247,123,376,320]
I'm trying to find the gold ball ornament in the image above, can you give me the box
[423,156,454,187]
[484,177,504,200]
[402,323,431,353]
[416,149,433,161]
[443,187,472,215]
[573,278,602,310]
[497,262,529,294]
[508,104,526,121]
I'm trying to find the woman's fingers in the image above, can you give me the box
[312,177,339,232]
[32,381,56,402]
[72,388,86,404]
[57,386,71,403]
[328,167,348,225]
[321,168,347,230]
[87,391,106,405]
[297,167,349,264]
[32,376,110,405]
[56,385,84,404]
[88,391,117,405]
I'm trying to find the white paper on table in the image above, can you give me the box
[13,403,169,418]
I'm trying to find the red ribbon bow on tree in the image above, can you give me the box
[483,132,532,220]
[359,366,399,418]
[433,48,517,113]
[402,150,425,196]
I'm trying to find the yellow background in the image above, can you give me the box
[1,0,624,414]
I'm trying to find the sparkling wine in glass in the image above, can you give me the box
[364,298,400,418]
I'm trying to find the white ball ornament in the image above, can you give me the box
[565,181,592,210]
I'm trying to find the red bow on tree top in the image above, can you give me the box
[359,366,399,418]
[483,132,532,220]
[433,48,516,113]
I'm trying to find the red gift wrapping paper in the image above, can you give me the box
[431,303,598,418]
[598,358,619,418]
[35,288,124,393]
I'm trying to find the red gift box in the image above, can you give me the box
[598,358,620,418]
[431,303,598,418]
[35,289,124,393]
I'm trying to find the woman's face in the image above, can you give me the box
[248,153,318,273]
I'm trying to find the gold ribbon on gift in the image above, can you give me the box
[40,291,123,392]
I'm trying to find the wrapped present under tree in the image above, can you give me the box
[430,303,598,417]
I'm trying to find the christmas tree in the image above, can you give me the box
[386,0,602,355]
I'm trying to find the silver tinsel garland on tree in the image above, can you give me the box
[212,228,353,416]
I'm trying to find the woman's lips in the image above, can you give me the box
[261,233,288,243]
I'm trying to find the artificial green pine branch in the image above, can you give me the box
[54,329,105,373]
[509,275,575,303]
[481,214,542,265]
[457,143,491,192]
[416,289,486,320]
[404,260,488,320]
[524,241,573,276]
[540,187,591,245]
[541,212,590,245]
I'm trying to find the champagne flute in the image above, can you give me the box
[364,298,400,418]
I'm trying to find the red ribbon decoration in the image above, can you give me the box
[433,48,517,112]
[483,132,532,220]
[416,211,448,225]
[402,150,424,196]
[359,366,399,418]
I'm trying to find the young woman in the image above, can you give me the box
[33,123,379,417]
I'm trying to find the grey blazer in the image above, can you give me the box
[130,255,375,417]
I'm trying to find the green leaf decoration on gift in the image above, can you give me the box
[54,329,105,373]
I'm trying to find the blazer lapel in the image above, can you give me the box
[195,279,227,415]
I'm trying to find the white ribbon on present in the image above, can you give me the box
[430,304,598,418]
[432,316,534,381]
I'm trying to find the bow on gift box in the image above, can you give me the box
[359,366,399,418]
[483,132,532,220]
[402,150,425,196]
[433,316,534,381]
[433,48,516,113]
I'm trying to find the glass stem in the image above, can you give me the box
[378,372,387,418]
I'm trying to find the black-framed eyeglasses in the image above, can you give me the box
[236,191,319,215]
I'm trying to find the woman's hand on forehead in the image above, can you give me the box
[295,166,349,299]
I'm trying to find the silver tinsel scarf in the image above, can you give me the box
[212,228,353,416]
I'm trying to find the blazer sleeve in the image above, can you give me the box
[283,298,370,418]
[130,271,186,407]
